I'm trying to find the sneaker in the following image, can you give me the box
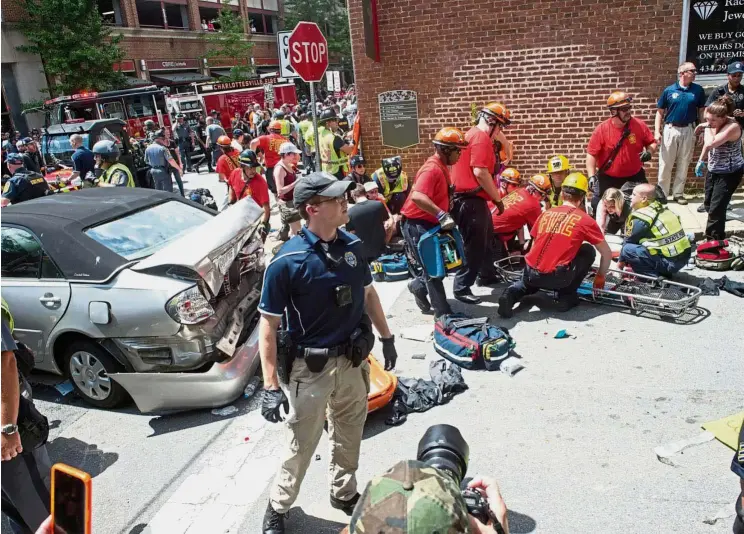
[262,502,286,534]
[674,197,688,205]
[330,493,360,516]
[696,204,708,213]
[497,291,517,318]
[407,280,431,313]
[555,293,580,312]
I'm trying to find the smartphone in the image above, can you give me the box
[51,463,92,534]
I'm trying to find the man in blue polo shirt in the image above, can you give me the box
[257,172,399,534]
[69,134,95,181]
[655,62,707,205]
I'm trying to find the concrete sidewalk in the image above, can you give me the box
[667,192,744,239]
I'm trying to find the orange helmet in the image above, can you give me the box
[433,127,468,148]
[500,167,521,185]
[607,91,633,109]
[481,102,511,125]
[269,120,283,132]
[527,174,552,195]
[216,135,232,148]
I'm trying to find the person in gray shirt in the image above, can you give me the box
[205,117,226,168]
[145,130,181,192]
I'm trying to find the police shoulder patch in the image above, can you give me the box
[344,251,357,267]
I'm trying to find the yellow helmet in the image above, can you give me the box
[546,155,570,174]
[562,172,589,194]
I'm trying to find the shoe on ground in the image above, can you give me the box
[407,280,431,313]
[555,293,580,312]
[697,204,708,213]
[454,291,481,305]
[476,275,502,287]
[262,502,286,534]
[674,197,688,205]
[497,291,517,318]
[330,493,360,516]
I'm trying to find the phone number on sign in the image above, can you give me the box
[698,64,729,74]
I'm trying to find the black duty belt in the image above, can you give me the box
[296,342,350,359]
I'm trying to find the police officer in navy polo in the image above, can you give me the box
[1,153,50,206]
[258,171,399,534]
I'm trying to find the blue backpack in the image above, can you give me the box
[417,226,465,279]
[370,253,410,282]
[433,313,516,371]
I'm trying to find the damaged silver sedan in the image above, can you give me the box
[1,188,265,413]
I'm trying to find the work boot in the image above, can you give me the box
[696,204,707,213]
[330,492,360,516]
[476,274,502,287]
[262,502,286,534]
[407,280,431,313]
[674,196,688,205]
[497,290,517,318]
[454,290,481,305]
[555,293,580,312]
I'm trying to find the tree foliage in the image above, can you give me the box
[16,0,126,96]
[283,0,352,72]
[204,1,256,82]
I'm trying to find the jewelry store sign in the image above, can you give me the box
[685,0,744,74]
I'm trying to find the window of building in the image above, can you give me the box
[198,6,220,31]
[248,13,265,34]
[163,3,186,29]
[98,0,117,25]
[136,1,165,28]
[262,0,278,11]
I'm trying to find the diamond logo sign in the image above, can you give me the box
[693,1,718,20]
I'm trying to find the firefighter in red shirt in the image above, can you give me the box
[449,102,509,304]
[215,135,240,207]
[490,173,552,262]
[586,91,658,214]
[498,167,522,198]
[227,149,271,239]
[250,120,288,196]
[400,127,467,318]
[497,172,613,318]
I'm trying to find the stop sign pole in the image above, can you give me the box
[288,22,329,173]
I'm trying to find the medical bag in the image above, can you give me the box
[695,239,744,271]
[417,226,465,279]
[370,253,411,282]
[433,313,516,371]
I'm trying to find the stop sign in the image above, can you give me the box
[288,22,329,83]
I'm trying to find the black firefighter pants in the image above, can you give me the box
[452,195,496,294]
[402,219,451,317]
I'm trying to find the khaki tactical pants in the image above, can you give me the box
[269,356,370,514]
[658,124,695,198]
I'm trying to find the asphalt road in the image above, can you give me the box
[3,171,743,534]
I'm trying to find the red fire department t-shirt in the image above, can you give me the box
[400,156,451,224]
[450,127,495,200]
[255,133,287,168]
[489,188,543,238]
[526,205,604,273]
[227,168,270,206]
[586,117,655,178]
[216,150,240,183]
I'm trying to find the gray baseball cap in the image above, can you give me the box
[293,172,353,207]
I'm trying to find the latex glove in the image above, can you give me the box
[437,211,456,231]
[640,149,652,163]
[261,388,288,423]
[593,273,607,292]
[380,336,398,371]
[694,160,706,177]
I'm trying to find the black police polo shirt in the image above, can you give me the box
[259,226,373,347]
[706,84,744,127]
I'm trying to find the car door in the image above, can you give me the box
[1,225,71,365]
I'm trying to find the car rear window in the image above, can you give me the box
[84,201,212,260]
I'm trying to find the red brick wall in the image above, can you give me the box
[118,35,277,63]
[348,0,704,189]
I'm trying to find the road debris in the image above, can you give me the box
[211,405,238,417]
[54,380,74,396]
[654,431,715,466]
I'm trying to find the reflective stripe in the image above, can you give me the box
[626,202,691,258]
[319,128,349,174]
[374,169,409,200]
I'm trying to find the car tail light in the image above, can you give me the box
[166,285,214,325]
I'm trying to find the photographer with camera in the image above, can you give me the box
[258,172,399,534]
[344,425,509,534]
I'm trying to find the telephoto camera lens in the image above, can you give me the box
[416,424,469,483]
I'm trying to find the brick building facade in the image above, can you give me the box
[348,0,737,189]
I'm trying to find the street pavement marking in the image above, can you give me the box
[142,278,408,534]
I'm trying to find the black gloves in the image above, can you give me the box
[640,149,652,163]
[380,335,398,371]
[261,388,288,423]
[494,200,505,215]
[258,221,270,242]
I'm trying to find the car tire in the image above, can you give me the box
[63,341,129,409]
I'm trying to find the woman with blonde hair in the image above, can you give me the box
[695,95,744,240]
[595,187,630,235]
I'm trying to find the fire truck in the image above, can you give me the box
[44,86,170,139]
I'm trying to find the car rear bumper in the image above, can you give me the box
[109,323,260,414]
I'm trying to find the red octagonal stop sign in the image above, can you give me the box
[288,22,328,83]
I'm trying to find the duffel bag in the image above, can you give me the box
[370,253,411,282]
[695,239,744,271]
[433,313,515,371]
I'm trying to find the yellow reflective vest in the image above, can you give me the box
[625,201,690,258]
[319,127,349,175]
[103,162,135,187]
[1,298,13,332]
[373,169,409,202]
